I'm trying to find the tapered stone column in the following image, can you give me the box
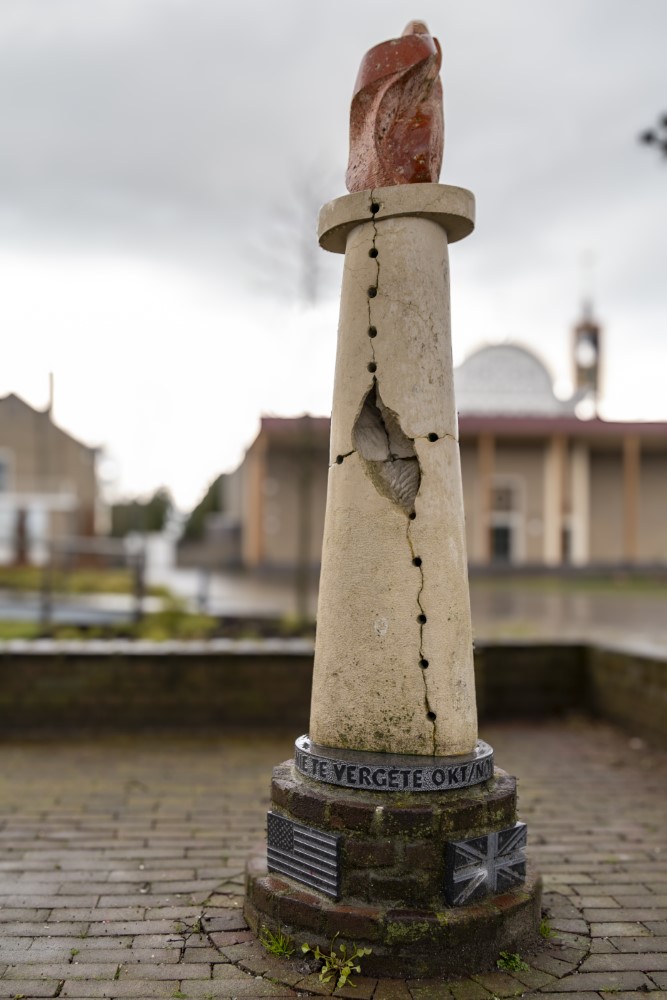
[245,22,541,978]
[311,185,477,758]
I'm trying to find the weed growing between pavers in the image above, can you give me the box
[302,933,372,989]
[497,951,530,972]
[540,916,555,939]
[259,925,296,958]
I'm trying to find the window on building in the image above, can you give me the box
[491,525,512,563]
[492,486,514,513]
[561,525,572,564]
[489,477,523,565]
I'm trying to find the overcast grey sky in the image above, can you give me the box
[1,1,665,507]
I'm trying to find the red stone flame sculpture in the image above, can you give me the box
[346,20,444,193]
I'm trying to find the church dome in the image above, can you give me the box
[454,343,576,416]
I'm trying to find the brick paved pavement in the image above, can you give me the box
[0,720,665,999]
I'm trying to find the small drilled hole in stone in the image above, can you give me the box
[369,248,378,258]
[417,613,427,624]
[370,202,380,214]
[428,433,439,442]
[412,557,422,567]
[409,511,416,520]
[368,326,377,338]
[367,362,377,373]
[368,286,377,298]
[336,455,344,465]
[426,711,437,722]
[420,658,429,669]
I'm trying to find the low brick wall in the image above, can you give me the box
[0,640,314,732]
[473,640,589,720]
[0,638,664,742]
[587,641,667,744]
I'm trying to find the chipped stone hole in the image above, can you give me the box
[427,432,439,442]
[417,613,427,624]
[420,658,429,669]
[368,247,379,258]
[352,380,421,515]
[412,556,422,567]
[368,285,378,298]
[370,201,380,214]
[426,711,437,722]
[367,362,377,373]
[368,325,377,338]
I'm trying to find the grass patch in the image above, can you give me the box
[0,565,169,597]
[0,620,42,640]
[472,573,667,595]
[0,597,217,642]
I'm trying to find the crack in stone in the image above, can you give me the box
[363,193,436,754]
[407,518,436,755]
[354,200,421,514]
[368,189,379,366]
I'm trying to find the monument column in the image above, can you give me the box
[245,22,541,979]
[311,183,478,758]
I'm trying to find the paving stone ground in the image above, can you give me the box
[0,719,665,1000]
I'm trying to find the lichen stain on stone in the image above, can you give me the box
[385,919,438,947]
[352,380,421,514]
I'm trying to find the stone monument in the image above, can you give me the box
[245,22,541,978]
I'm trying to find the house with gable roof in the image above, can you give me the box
[0,392,98,565]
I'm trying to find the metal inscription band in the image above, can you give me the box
[294,735,494,792]
[267,811,341,899]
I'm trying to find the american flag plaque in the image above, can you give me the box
[444,822,527,907]
[267,811,341,899]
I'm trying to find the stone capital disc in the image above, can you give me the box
[318,182,475,254]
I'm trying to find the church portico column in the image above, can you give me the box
[570,441,590,565]
[543,434,566,565]
[476,432,495,564]
[623,434,640,563]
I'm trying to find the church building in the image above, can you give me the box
[204,310,667,571]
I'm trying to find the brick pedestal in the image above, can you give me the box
[244,761,541,978]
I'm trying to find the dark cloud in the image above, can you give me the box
[1,2,665,272]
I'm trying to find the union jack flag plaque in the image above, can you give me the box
[444,822,527,906]
[267,811,341,899]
